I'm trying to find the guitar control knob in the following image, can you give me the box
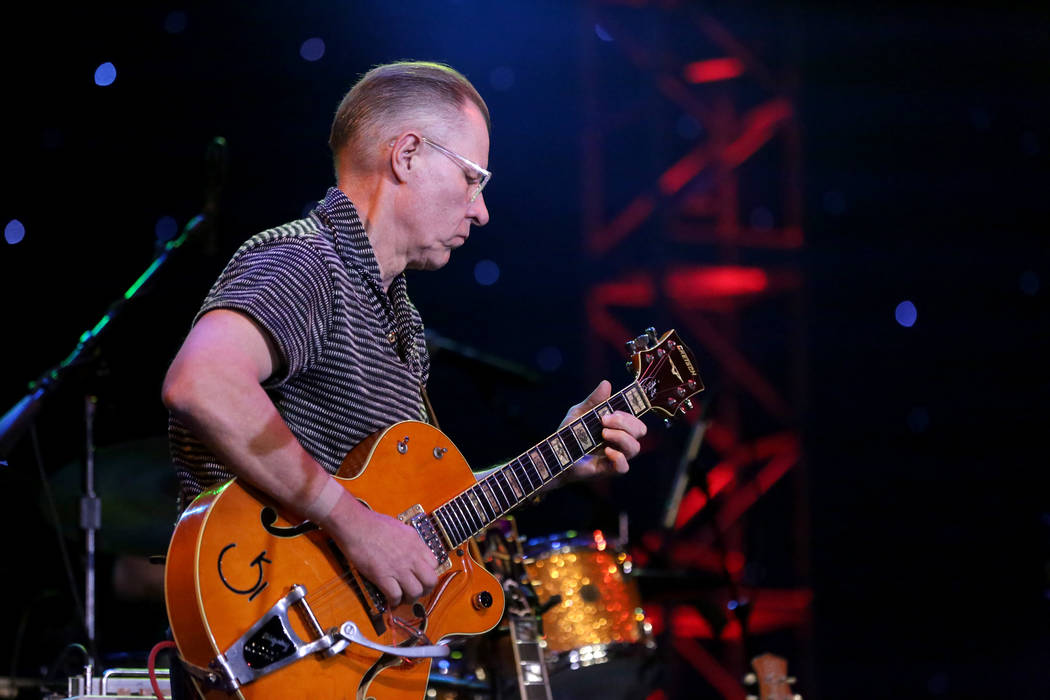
[473,591,494,610]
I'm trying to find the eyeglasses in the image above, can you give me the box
[420,136,491,204]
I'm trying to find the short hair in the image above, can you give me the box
[329,61,490,173]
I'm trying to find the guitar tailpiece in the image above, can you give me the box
[333,622,451,659]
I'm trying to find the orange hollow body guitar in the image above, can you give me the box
[165,329,703,700]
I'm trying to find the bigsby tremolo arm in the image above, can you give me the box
[185,585,449,693]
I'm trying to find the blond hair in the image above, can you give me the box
[329,61,490,173]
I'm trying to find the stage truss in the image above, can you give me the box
[578,2,811,696]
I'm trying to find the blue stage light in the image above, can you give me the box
[94,62,117,87]
[155,216,178,243]
[300,38,326,62]
[895,300,917,327]
[474,259,499,286]
[4,219,25,245]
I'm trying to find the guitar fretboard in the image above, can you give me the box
[431,382,650,548]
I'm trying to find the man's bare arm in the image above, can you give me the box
[162,309,437,605]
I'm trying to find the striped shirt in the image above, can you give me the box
[169,187,430,511]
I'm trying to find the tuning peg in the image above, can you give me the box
[625,339,637,354]
[663,419,672,428]
[682,399,694,411]
[743,673,757,686]
[645,327,657,345]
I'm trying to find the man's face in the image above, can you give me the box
[400,103,490,272]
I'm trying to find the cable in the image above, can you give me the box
[148,640,176,700]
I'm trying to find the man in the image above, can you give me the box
[162,61,646,616]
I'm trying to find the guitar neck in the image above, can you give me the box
[432,382,652,548]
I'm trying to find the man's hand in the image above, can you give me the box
[323,493,439,608]
[561,380,647,478]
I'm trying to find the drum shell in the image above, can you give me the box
[523,532,652,666]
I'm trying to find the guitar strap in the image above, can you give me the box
[421,382,441,431]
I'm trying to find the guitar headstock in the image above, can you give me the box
[744,653,800,700]
[625,328,704,420]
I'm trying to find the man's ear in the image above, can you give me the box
[389,133,423,185]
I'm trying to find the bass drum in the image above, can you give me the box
[523,531,657,699]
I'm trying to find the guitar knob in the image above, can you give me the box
[743,673,757,685]
[473,591,494,610]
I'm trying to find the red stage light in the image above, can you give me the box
[684,57,745,83]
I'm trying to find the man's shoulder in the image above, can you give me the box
[229,214,341,267]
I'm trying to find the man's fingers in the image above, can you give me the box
[378,576,403,607]
[604,446,629,473]
[402,577,424,602]
[602,429,641,460]
[602,410,647,437]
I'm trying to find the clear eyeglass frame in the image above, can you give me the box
[420,136,491,203]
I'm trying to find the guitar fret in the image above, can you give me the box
[449,501,472,542]
[453,497,480,537]
[485,474,511,514]
[547,435,570,469]
[436,506,463,545]
[443,504,468,544]
[623,385,648,415]
[489,471,511,508]
[536,441,560,477]
[503,465,525,501]
[479,479,503,517]
[609,392,632,415]
[582,410,605,446]
[558,427,585,463]
[470,484,495,521]
[464,489,488,527]
[570,417,595,452]
[528,447,551,481]
[515,456,538,492]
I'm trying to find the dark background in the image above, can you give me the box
[1,2,1046,699]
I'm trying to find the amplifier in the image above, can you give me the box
[45,667,171,699]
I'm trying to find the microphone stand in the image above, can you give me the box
[0,137,227,666]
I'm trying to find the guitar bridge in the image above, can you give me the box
[399,504,452,573]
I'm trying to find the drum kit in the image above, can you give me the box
[428,517,659,700]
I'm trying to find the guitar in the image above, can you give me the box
[164,328,703,700]
[744,653,800,700]
[476,517,554,700]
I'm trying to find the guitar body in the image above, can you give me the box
[165,421,505,700]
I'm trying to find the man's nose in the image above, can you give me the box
[469,192,489,227]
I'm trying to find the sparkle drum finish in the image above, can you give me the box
[522,531,654,671]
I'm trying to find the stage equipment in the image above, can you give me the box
[0,137,227,663]
[522,530,655,671]
[579,0,811,693]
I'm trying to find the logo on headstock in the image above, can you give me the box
[676,345,696,377]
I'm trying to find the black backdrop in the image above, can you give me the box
[1,2,1047,699]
